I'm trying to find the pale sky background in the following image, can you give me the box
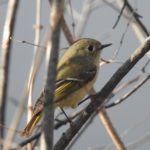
[0,0,150,150]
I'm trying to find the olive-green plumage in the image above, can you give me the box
[20,38,111,137]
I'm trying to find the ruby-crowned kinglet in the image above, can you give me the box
[20,38,111,137]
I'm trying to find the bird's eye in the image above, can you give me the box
[87,45,95,52]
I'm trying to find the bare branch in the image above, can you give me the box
[0,0,19,146]
[41,0,65,149]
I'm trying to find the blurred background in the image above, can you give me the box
[0,0,150,149]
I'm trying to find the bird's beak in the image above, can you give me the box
[99,43,112,50]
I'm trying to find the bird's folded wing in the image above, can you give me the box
[55,67,97,103]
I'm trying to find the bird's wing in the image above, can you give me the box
[55,66,97,103]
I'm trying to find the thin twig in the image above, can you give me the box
[0,0,19,148]
[98,108,126,150]
[113,19,131,59]
[61,16,74,44]
[103,0,130,20]
[141,59,150,73]
[105,75,150,108]
[30,1,42,149]
[113,2,140,59]
[113,75,140,94]
[99,58,124,66]
[113,0,127,28]
[105,74,140,104]
[27,1,42,149]
[10,37,45,49]
[68,0,75,38]
[123,0,149,36]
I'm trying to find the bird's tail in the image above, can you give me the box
[20,113,42,137]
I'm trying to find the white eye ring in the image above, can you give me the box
[86,45,96,52]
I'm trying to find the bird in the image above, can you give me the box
[20,38,111,137]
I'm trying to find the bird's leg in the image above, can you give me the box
[60,108,73,125]
[78,94,96,106]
